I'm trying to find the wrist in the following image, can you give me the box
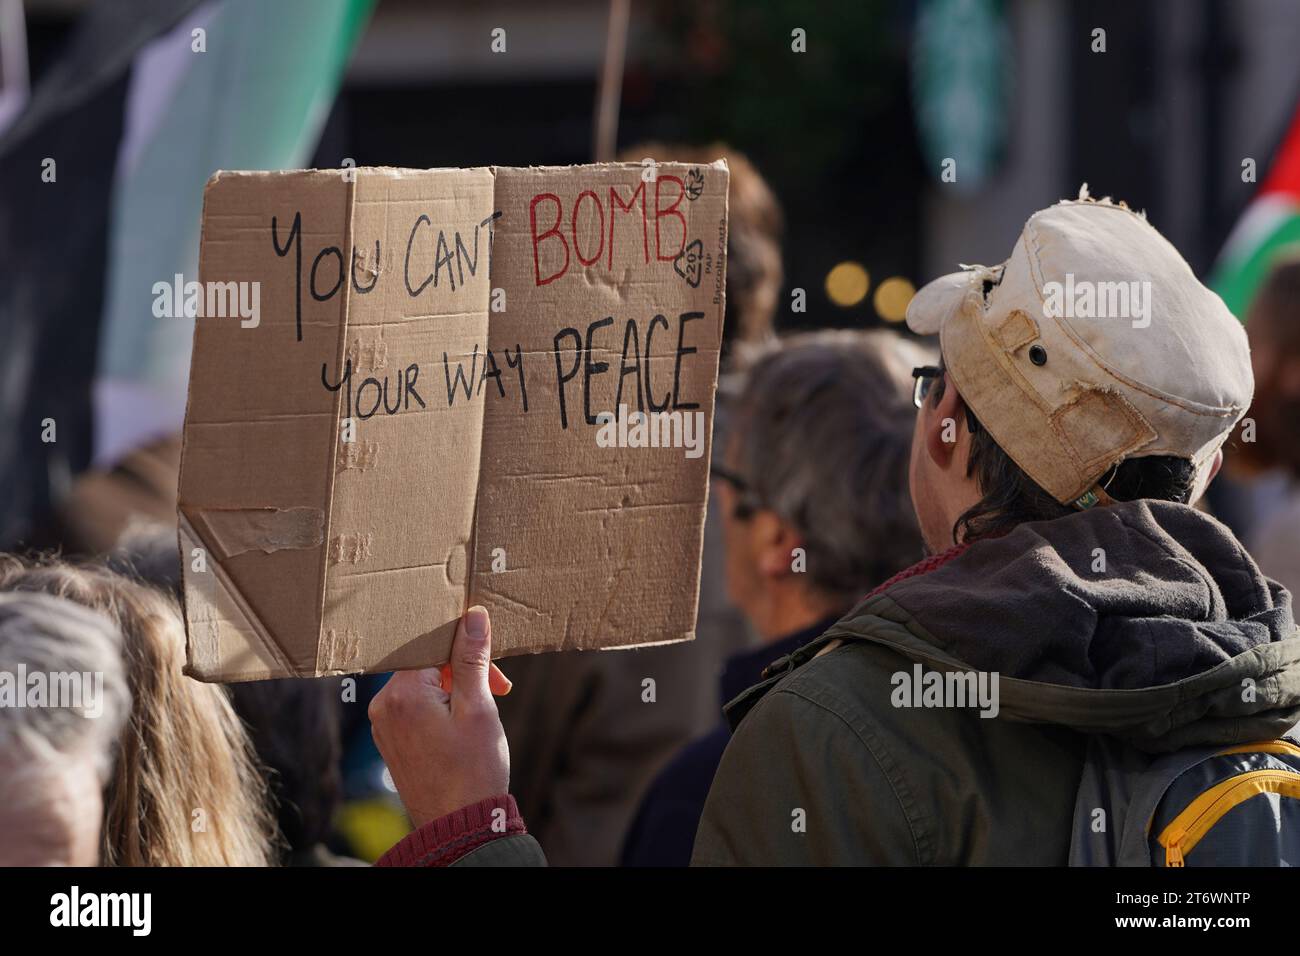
[377,793,525,867]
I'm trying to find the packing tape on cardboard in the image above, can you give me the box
[200,507,325,558]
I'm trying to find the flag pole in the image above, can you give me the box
[593,0,630,162]
[0,0,30,136]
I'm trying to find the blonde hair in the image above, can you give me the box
[0,555,278,866]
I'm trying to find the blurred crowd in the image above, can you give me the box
[3,145,1300,867]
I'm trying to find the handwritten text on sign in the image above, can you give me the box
[265,179,721,434]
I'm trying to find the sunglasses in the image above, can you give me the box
[912,365,943,409]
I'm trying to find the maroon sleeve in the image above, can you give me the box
[375,794,527,867]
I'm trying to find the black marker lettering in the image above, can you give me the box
[382,373,402,415]
[481,211,503,273]
[321,359,353,420]
[505,344,528,413]
[356,377,383,420]
[434,230,456,291]
[455,230,478,289]
[553,328,582,429]
[405,215,433,297]
[311,246,344,301]
[272,212,303,341]
[616,318,643,412]
[479,347,505,398]
[444,346,479,406]
[645,314,670,412]
[404,363,425,410]
[672,311,703,410]
[584,316,614,426]
[352,241,380,293]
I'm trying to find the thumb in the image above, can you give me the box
[450,605,493,711]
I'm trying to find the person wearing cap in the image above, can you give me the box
[370,191,1300,866]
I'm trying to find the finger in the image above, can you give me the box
[441,661,511,697]
[488,663,512,696]
[450,605,493,712]
[370,668,449,733]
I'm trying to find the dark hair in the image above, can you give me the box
[1248,254,1300,354]
[930,367,1197,542]
[1240,255,1300,478]
[228,679,343,861]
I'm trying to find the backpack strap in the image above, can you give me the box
[721,633,841,731]
[1069,736,1224,866]
[1150,738,1300,866]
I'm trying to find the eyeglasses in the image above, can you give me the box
[912,364,982,435]
[710,464,750,493]
[710,465,758,520]
[912,365,943,409]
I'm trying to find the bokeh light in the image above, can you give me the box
[825,261,870,307]
[874,276,916,322]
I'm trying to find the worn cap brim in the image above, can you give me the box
[905,270,979,336]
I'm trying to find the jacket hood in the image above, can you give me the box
[827,500,1300,751]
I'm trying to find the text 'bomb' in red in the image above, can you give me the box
[528,177,689,287]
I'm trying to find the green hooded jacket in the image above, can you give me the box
[690,500,1300,865]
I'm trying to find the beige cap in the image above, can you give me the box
[906,188,1252,508]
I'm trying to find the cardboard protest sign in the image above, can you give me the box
[179,162,728,682]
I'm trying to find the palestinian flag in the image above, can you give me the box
[0,0,373,548]
[1211,97,1300,323]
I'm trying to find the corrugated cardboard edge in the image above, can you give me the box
[176,174,218,680]
[179,514,299,681]
[176,171,292,683]
[311,171,359,677]
[675,158,728,654]
[179,171,335,683]
[462,168,498,650]
[656,157,728,654]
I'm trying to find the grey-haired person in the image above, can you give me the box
[0,592,129,866]
[621,329,928,866]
